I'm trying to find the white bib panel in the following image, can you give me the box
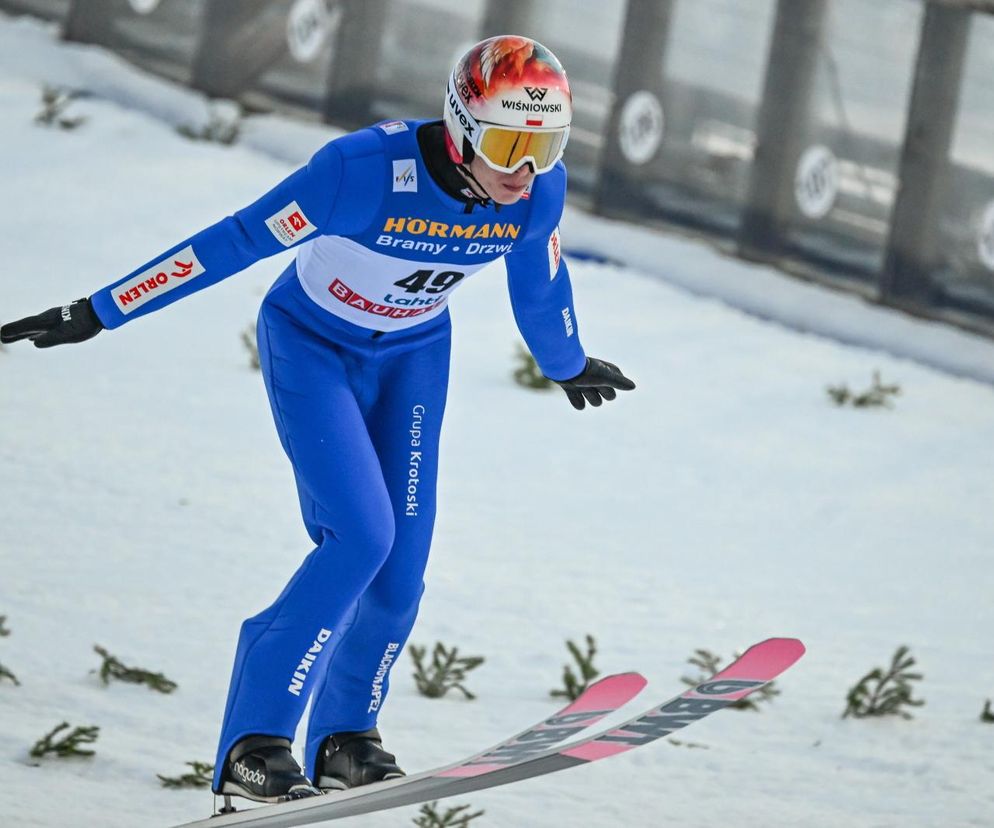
[295,235,493,331]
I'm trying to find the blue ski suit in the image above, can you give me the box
[88,119,586,784]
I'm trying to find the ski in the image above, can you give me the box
[174,670,648,827]
[175,638,803,827]
[281,637,804,823]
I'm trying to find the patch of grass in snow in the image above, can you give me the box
[550,634,599,702]
[412,801,484,827]
[29,722,99,760]
[35,85,88,130]
[681,648,780,711]
[410,642,485,700]
[157,760,215,789]
[843,645,925,719]
[512,343,553,390]
[826,370,901,408]
[93,644,178,694]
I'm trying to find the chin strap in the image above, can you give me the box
[444,129,493,211]
[455,162,494,207]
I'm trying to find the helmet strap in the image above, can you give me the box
[443,129,463,164]
[442,118,492,206]
[456,162,493,205]
[445,134,493,204]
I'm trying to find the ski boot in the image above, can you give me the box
[217,735,321,807]
[314,727,405,791]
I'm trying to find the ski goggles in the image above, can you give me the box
[447,78,570,175]
[475,123,570,175]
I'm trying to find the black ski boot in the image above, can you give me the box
[314,727,405,790]
[218,735,321,804]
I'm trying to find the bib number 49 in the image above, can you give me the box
[393,269,465,295]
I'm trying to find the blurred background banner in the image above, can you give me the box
[3,0,993,333]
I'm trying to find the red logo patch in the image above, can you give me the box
[328,278,436,320]
[171,259,194,278]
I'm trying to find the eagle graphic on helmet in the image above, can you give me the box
[444,35,573,173]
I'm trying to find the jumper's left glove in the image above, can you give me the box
[554,357,635,411]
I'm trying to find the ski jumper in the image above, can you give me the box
[88,119,587,785]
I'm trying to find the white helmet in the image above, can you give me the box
[443,35,572,174]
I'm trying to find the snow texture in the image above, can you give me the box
[1,13,992,828]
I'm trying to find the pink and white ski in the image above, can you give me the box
[175,638,804,827]
[177,670,647,827]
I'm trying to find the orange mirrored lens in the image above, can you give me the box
[478,127,566,172]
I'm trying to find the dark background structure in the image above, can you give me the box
[4,0,994,336]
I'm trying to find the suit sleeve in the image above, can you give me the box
[89,141,348,329]
[504,166,586,382]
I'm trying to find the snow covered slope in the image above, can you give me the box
[1,13,992,828]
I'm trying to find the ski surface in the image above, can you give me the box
[174,670,647,828]
[175,638,803,827]
[292,637,805,822]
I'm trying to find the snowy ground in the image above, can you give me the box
[1,14,993,828]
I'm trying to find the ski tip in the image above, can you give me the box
[714,638,806,682]
[566,671,648,713]
[760,637,806,661]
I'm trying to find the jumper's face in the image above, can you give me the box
[469,154,536,205]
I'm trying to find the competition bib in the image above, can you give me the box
[296,235,493,331]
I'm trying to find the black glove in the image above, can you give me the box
[554,357,636,411]
[1,298,103,348]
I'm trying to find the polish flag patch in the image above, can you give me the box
[547,226,561,279]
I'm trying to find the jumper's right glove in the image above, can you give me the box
[1,298,103,348]
[554,357,636,411]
